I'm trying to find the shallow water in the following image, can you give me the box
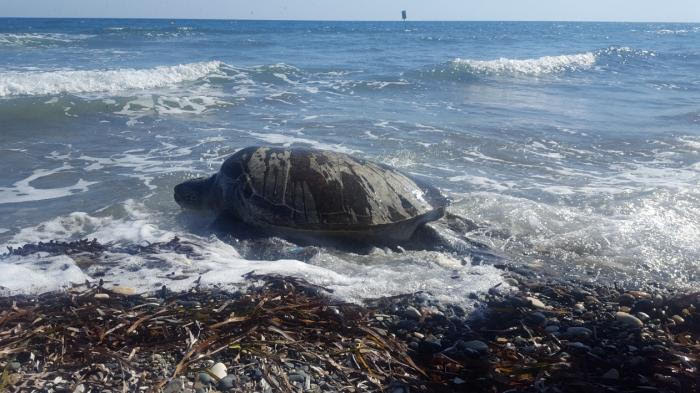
[1,19,699,300]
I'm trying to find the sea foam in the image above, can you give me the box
[0,61,226,97]
[452,52,596,76]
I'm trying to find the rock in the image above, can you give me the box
[72,384,85,393]
[636,312,650,322]
[110,286,136,295]
[8,361,21,371]
[584,295,601,304]
[163,378,185,393]
[526,296,547,309]
[567,342,592,352]
[461,340,489,353]
[618,293,635,306]
[418,337,442,355]
[602,368,620,380]
[94,293,110,300]
[525,311,546,326]
[413,332,424,339]
[633,299,654,312]
[403,306,422,320]
[616,312,643,328]
[671,315,685,324]
[566,327,593,338]
[208,362,227,379]
[198,372,214,385]
[453,377,466,384]
[628,291,651,299]
[544,325,560,333]
[218,375,236,390]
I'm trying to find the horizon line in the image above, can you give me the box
[1,16,698,24]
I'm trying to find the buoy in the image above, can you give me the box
[402,10,407,21]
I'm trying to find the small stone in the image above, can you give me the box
[461,340,489,353]
[618,293,635,306]
[525,311,546,326]
[526,296,547,309]
[8,361,21,371]
[618,306,631,313]
[413,332,424,339]
[218,375,236,390]
[584,295,600,304]
[94,293,110,300]
[574,303,586,311]
[72,384,85,393]
[403,306,422,320]
[566,327,593,338]
[671,315,685,324]
[163,378,185,393]
[628,291,651,299]
[198,372,214,385]
[453,377,466,384]
[544,325,560,333]
[602,368,620,380]
[633,299,654,312]
[208,362,227,379]
[582,311,595,320]
[616,312,643,328]
[636,312,650,322]
[567,342,591,352]
[111,286,136,295]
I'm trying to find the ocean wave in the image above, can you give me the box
[450,52,596,76]
[0,61,227,97]
[0,33,93,47]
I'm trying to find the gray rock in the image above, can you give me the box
[218,375,236,390]
[566,327,593,337]
[163,378,186,393]
[618,293,636,306]
[526,296,547,309]
[602,368,620,380]
[461,340,489,353]
[616,312,643,328]
[544,325,560,333]
[636,312,650,322]
[403,306,422,320]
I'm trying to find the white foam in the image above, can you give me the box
[0,201,506,305]
[0,164,97,205]
[0,61,226,97]
[247,132,359,154]
[0,33,93,46]
[452,52,596,76]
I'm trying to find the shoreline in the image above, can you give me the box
[0,257,697,392]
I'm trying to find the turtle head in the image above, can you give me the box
[174,176,218,211]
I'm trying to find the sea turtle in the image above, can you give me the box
[174,146,449,243]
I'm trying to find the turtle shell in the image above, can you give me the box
[214,146,448,238]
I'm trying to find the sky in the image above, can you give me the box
[1,0,699,23]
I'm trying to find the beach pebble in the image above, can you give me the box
[618,293,635,306]
[628,291,651,299]
[461,340,489,354]
[544,325,560,333]
[525,311,546,326]
[163,378,185,393]
[566,327,592,338]
[72,384,85,393]
[208,362,227,379]
[218,375,236,390]
[403,306,422,320]
[616,312,643,328]
[94,293,110,300]
[526,296,547,309]
[671,315,685,324]
[110,286,136,295]
[636,312,650,322]
[602,368,620,380]
[8,361,21,371]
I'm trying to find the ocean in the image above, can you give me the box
[1,19,699,303]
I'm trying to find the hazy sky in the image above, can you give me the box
[2,0,699,22]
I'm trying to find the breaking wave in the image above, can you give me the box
[0,32,93,47]
[0,61,228,97]
[451,52,597,76]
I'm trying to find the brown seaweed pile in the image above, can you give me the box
[0,256,698,392]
